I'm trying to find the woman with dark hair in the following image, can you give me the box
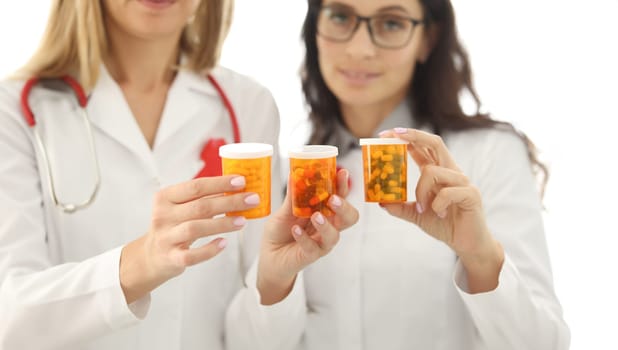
[237,0,570,349]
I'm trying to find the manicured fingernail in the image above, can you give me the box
[394,127,407,134]
[378,130,389,136]
[330,195,342,208]
[437,210,447,219]
[314,213,325,225]
[217,238,227,249]
[231,176,245,187]
[244,194,260,205]
[233,217,246,227]
[416,202,424,214]
[293,226,303,237]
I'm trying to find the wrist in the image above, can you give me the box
[458,239,502,268]
[458,239,505,293]
[120,235,161,304]
[256,261,297,305]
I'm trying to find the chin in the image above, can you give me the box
[330,84,383,108]
[336,92,385,108]
[130,21,183,39]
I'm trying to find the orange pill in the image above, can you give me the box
[360,138,407,203]
[289,145,338,218]
[219,143,273,219]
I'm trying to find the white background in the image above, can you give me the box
[1,1,617,349]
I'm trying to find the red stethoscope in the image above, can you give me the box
[21,74,241,213]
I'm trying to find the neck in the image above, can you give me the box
[104,26,181,92]
[340,95,406,138]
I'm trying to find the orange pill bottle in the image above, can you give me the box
[289,145,338,218]
[219,143,273,219]
[360,138,407,203]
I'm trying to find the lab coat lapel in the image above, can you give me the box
[152,69,219,149]
[86,66,152,161]
[87,66,222,161]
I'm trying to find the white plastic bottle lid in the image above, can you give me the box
[359,138,408,145]
[219,143,273,159]
[288,145,338,159]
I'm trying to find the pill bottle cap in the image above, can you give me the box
[359,138,408,145]
[288,145,338,159]
[219,143,273,159]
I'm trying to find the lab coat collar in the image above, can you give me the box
[86,65,151,161]
[152,68,220,149]
[179,67,219,97]
[86,65,219,159]
[327,101,415,156]
[173,55,220,97]
[375,101,416,132]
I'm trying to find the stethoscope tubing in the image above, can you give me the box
[31,107,102,213]
[21,73,241,213]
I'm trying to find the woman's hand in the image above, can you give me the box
[380,128,504,293]
[257,169,359,305]
[120,175,260,303]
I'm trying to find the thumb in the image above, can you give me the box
[283,176,295,210]
[379,201,422,225]
[336,168,351,198]
[274,176,294,218]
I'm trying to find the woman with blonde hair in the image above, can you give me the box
[0,1,358,349]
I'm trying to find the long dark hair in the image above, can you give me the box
[301,0,548,195]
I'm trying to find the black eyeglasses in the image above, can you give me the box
[316,5,426,49]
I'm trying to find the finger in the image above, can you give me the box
[380,202,422,224]
[384,128,459,170]
[271,175,295,221]
[169,216,247,245]
[291,225,322,262]
[172,237,227,267]
[173,191,260,222]
[416,165,469,214]
[335,168,351,198]
[407,143,431,167]
[431,186,482,218]
[310,212,340,252]
[162,175,247,204]
[381,129,432,167]
[327,194,359,230]
[282,175,294,212]
[382,129,454,169]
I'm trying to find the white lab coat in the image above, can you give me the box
[231,103,570,349]
[0,66,283,350]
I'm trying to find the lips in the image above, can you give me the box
[338,69,381,85]
[138,0,176,9]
